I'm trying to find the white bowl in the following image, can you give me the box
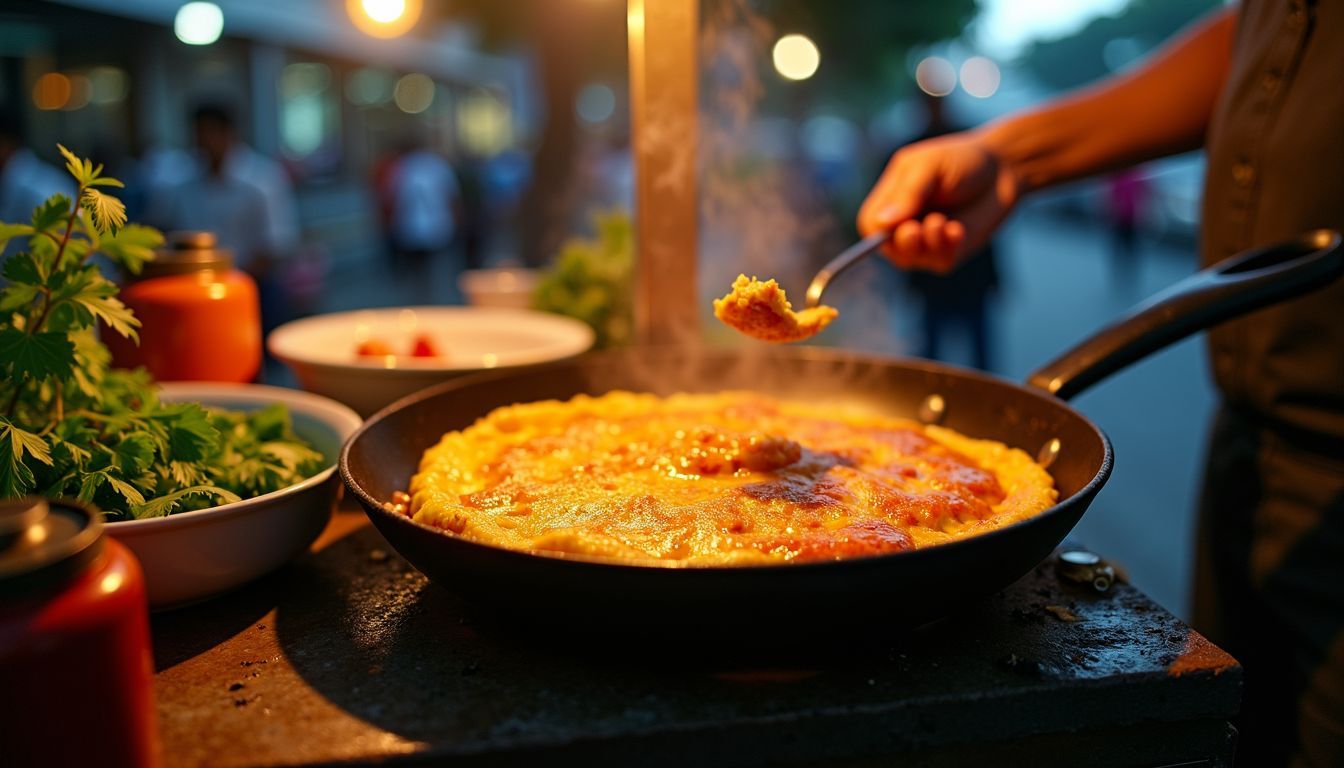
[267,306,595,416]
[458,268,541,308]
[106,383,362,610]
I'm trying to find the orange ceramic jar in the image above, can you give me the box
[106,231,262,382]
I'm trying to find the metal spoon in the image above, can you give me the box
[803,230,890,309]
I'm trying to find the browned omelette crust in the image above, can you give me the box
[409,392,1057,565]
[713,275,838,342]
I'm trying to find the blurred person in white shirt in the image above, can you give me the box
[388,138,461,276]
[164,104,299,330]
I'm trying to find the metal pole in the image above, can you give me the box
[627,0,699,345]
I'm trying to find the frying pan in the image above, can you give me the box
[341,230,1342,634]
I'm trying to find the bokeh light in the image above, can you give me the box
[32,73,71,111]
[576,83,616,124]
[458,89,512,156]
[87,66,130,105]
[347,0,422,39]
[346,67,394,106]
[280,63,332,157]
[393,72,435,114]
[64,74,92,111]
[281,62,332,97]
[959,56,1001,99]
[174,2,224,46]
[914,56,956,97]
[363,0,405,23]
[772,34,820,81]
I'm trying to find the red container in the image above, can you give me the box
[105,230,262,383]
[0,499,160,768]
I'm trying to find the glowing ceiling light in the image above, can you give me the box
[914,56,956,97]
[363,0,405,23]
[174,2,224,46]
[772,34,820,81]
[959,56,1001,98]
[347,0,422,39]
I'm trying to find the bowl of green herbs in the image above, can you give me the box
[111,383,359,608]
[0,146,360,608]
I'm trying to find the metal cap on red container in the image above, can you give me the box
[137,230,234,279]
[0,498,105,598]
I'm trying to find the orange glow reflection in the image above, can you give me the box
[33,73,72,111]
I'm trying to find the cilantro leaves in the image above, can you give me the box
[0,146,324,520]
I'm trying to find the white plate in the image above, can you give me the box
[106,383,362,610]
[267,306,595,415]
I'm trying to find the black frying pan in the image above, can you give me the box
[340,230,1342,634]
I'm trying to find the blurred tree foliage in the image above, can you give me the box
[756,0,979,108]
[1020,0,1222,91]
[425,0,977,265]
[430,0,626,267]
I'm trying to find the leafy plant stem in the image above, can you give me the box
[42,380,63,435]
[52,189,81,274]
[5,185,82,419]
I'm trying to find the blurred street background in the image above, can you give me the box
[0,0,1221,615]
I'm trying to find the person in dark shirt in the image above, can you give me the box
[858,5,1344,765]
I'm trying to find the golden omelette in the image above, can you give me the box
[407,391,1057,565]
[713,275,838,342]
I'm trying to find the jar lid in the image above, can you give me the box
[0,498,105,598]
[138,230,234,279]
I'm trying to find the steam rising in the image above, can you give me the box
[564,346,928,422]
[697,0,906,358]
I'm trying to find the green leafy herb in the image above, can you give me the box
[531,209,633,348]
[0,146,324,521]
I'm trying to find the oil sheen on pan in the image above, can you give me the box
[406,391,1057,565]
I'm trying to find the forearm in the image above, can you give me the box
[982,6,1238,195]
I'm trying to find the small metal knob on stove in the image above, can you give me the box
[1056,549,1115,593]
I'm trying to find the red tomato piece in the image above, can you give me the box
[356,339,395,357]
[411,334,440,358]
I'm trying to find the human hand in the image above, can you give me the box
[857,129,1021,273]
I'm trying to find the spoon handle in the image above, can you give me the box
[803,230,890,309]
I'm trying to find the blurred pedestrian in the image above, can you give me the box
[370,142,404,267]
[386,137,461,301]
[454,154,487,272]
[163,104,298,331]
[858,6,1343,765]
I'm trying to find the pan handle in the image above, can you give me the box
[1027,229,1344,401]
